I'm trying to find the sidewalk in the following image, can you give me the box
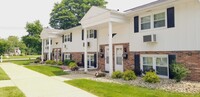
[0,63,96,97]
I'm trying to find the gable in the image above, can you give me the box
[80,6,109,22]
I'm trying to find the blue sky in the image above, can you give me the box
[0,0,156,39]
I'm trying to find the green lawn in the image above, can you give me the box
[10,60,31,65]
[25,65,68,76]
[0,67,10,80]
[66,79,200,97]
[3,55,40,59]
[0,87,25,97]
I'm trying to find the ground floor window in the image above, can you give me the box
[141,55,169,78]
[65,54,71,60]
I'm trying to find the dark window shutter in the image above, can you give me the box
[94,54,97,68]
[70,54,72,60]
[51,40,52,45]
[70,33,72,42]
[50,53,52,60]
[134,16,139,33]
[168,55,176,79]
[62,53,65,62]
[82,30,84,40]
[134,54,141,76]
[167,7,175,28]
[62,35,64,43]
[82,54,84,66]
[94,30,97,39]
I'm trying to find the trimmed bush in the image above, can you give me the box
[57,61,63,65]
[69,62,79,71]
[112,71,123,79]
[122,70,136,81]
[45,60,57,65]
[143,71,160,83]
[171,63,189,82]
[64,59,75,66]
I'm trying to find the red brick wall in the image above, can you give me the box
[132,51,200,81]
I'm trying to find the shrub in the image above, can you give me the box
[64,59,75,66]
[112,71,123,79]
[34,57,41,63]
[171,63,189,82]
[69,62,79,71]
[45,60,57,65]
[57,61,63,65]
[143,71,160,83]
[122,70,136,80]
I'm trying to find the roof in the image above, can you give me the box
[124,0,176,13]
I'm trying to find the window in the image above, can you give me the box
[141,16,151,30]
[154,12,165,28]
[64,34,70,42]
[142,57,153,72]
[65,54,70,60]
[87,30,94,38]
[141,55,169,78]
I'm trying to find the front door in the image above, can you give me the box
[105,46,109,72]
[115,46,123,72]
[87,54,95,68]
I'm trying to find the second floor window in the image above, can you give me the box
[154,12,165,28]
[64,34,70,42]
[141,16,151,30]
[87,30,94,38]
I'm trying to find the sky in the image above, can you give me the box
[0,0,156,39]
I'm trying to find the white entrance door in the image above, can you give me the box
[105,46,109,71]
[115,46,123,72]
[87,54,95,68]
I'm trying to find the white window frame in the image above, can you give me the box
[87,30,94,39]
[153,12,166,28]
[64,54,71,60]
[140,54,169,78]
[64,34,70,42]
[139,10,167,32]
[141,15,151,30]
[87,54,95,68]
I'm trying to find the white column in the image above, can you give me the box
[48,37,51,60]
[0,55,2,63]
[108,22,113,76]
[84,28,88,72]
[41,39,44,62]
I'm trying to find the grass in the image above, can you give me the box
[66,79,200,97]
[10,60,32,65]
[0,67,10,80]
[0,87,25,97]
[25,65,68,76]
[3,55,40,59]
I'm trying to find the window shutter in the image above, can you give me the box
[70,33,72,42]
[62,53,65,62]
[94,30,97,39]
[70,54,72,60]
[134,16,139,33]
[167,7,175,28]
[134,54,141,76]
[94,54,97,68]
[62,35,64,43]
[51,39,52,45]
[82,54,84,66]
[168,55,176,79]
[82,30,84,40]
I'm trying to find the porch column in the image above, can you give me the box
[48,37,51,60]
[84,28,88,72]
[41,39,44,62]
[108,21,113,76]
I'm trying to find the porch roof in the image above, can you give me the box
[80,6,128,28]
[40,28,63,39]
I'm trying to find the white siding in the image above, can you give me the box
[130,0,200,51]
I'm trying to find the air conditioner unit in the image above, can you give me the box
[143,34,156,42]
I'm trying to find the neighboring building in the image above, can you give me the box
[40,0,200,81]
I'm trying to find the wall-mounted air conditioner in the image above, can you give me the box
[143,34,156,43]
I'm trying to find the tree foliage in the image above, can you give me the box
[0,39,9,56]
[50,0,107,29]
[7,36,27,54]
[22,20,43,55]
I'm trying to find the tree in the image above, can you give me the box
[22,20,43,55]
[0,39,9,56]
[50,0,107,29]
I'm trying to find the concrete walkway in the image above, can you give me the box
[0,63,96,97]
